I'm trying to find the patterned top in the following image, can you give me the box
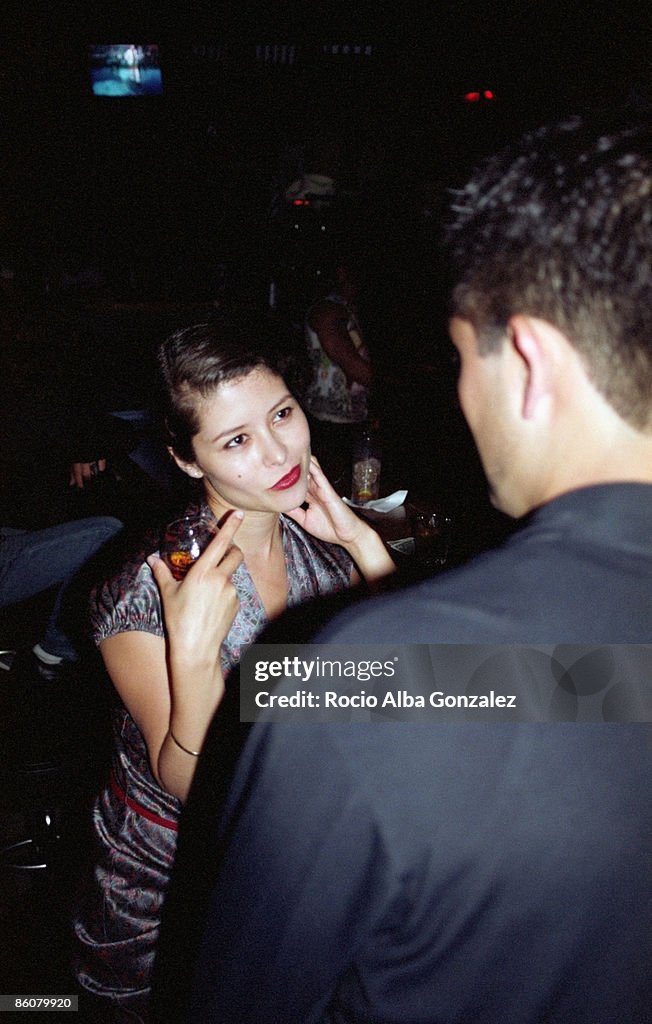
[88,497,354,822]
[303,293,370,424]
[90,500,354,677]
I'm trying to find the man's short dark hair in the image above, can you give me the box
[446,114,652,430]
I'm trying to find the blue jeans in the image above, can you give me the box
[0,517,123,661]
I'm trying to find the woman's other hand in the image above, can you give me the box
[286,456,365,547]
[287,457,395,587]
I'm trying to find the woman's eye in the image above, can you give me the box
[274,406,292,422]
[225,434,246,449]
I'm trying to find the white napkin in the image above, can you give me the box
[343,489,408,512]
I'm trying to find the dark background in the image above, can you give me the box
[2,2,650,289]
[1,0,650,543]
[0,1,650,1008]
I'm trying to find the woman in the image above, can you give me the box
[303,259,373,492]
[73,317,394,1022]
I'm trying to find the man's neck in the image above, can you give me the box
[526,418,652,516]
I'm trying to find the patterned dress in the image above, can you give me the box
[303,293,370,425]
[73,500,353,1023]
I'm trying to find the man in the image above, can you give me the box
[179,116,652,1022]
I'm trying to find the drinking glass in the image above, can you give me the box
[160,515,217,580]
[351,426,382,503]
[410,510,453,568]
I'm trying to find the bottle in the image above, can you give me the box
[351,422,382,503]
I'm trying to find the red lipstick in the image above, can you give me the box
[271,464,301,491]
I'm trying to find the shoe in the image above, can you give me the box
[2,647,73,687]
[32,642,64,666]
[0,649,17,672]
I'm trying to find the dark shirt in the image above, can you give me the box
[184,484,652,1024]
[319,482,652,644]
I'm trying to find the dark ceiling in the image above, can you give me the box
[1,2,649,267]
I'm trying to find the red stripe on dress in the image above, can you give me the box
[109,772,179,832]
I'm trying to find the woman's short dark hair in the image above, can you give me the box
[157,314,304,463]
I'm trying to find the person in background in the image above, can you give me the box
[0,517,123,676]
[73,315,395,1023]
[0,281,123,674]
[178,114,652,1023]
[303,257,374,493]
[0,274,135,527]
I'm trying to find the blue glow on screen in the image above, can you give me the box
[89,44,163,97]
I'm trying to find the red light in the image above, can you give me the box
[484,90,495,100]
[464,91,481,103]
[292,198,311,207]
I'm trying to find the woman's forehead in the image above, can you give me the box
[214,366,286,400]
[195,367,289,429]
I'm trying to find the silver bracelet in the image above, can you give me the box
[169,729,201,757]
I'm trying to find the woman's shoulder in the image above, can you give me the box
[89,525,163,645]
[90,497,207,646]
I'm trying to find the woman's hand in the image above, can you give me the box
[147,510,244,671]
[137,510,244,802]
[286,456,366,547]
[287,457,395,587]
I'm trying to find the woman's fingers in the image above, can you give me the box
[309,456,341,498]
[147,552,175,593]
[308,459,352,514]
[195,509,244,568]
[218,543,244,578]
[308,454,327,484]
[305,463,327,501]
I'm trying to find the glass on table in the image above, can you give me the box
[160,514,217,580]
[351,424,382,503]
[410,509,453,569]
[351,455,381,503]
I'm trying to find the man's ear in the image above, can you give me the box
[168,447,204,479]
[508,315,559,421]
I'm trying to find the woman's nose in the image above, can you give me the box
[261,434,286,466]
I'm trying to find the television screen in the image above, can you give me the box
[89,44,163,97]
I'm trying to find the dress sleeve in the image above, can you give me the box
[89,543,165,645]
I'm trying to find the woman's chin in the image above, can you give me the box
[278,481,308,511]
